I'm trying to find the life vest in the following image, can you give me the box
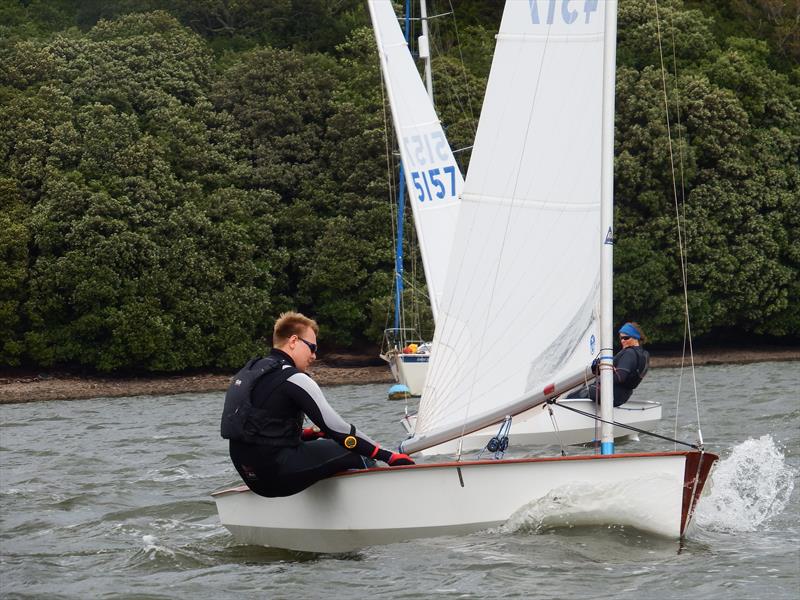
[622,347,650,390]
[220,356,300,445]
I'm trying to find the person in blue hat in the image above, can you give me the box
[567,321,650,406]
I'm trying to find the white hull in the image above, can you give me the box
[383,351,430,396]
[402,399,662,456]
[213,451,716,553]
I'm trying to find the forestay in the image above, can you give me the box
[410,0,608,448]
[368,0,463,320]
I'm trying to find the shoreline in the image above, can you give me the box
[1,347,797,404]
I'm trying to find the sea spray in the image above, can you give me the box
[695,434,795,532]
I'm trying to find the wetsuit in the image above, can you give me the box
[567,346,649,407]
[225,349,396,497]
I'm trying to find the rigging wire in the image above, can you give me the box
[545,404,568,457]
[669,4,701,450]
[424,1,478,141]
[379,48,399,339]
[445,0,478,135]
[549,399,700,450]
[408,1,491,449]
[403,2,425,342]
[653,0,703,446]
[409,206,424,337]
[444,12,555,463]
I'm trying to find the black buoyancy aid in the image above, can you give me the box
[220,356,299,445]
[622,347,650,390]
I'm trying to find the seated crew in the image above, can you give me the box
[567,321,650,407]
[221,311,414,498]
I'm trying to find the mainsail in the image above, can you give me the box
[368,0,464,321]
[409,0,608,447]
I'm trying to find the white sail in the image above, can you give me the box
[368,0,464,321]
[411,0,608,445]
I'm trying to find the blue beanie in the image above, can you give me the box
[619,323,641,340]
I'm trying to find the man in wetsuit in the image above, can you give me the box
[221,311,414,497]
[567,321,649,407]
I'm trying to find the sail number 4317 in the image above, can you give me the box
[529,0,599,24]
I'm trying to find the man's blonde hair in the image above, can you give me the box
[273,311,319,347]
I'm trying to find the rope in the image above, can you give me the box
[451,20,553,462]
[548,399,700,450]
[545,404,568,457]
[653,0,703,446]
[445,0,477,136]
[379,52,399,338]
[404,11,454,22]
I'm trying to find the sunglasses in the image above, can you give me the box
[619,335,632,341]
[298,337,318,354]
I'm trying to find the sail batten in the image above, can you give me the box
[497,32,604,41]
[460,193,600,210]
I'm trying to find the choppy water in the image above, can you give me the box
[1,361,797,599]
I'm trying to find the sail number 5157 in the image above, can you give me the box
[410,166,457,202]
[402,131,457,202]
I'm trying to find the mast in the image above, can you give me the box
[418,0,433,101]
[599,0,619,455]
[392,0,413,334]
[394,173,406,332]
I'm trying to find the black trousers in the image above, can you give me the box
[229,439,371,497]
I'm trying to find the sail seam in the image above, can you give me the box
[460,193,598,210]
[497,32,603,42]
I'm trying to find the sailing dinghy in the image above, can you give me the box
[212,0,716,552]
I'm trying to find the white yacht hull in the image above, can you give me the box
[213,451,716,553]
[383,351,429,396]
[402,399,662,456]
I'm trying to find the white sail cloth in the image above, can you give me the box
[411,0,608,447]
[368,0,463,321]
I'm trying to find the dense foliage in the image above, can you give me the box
[1,0,797,371]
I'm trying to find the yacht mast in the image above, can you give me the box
[419,0,434,101]
[392,0,413,333]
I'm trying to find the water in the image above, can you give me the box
[1,361,797,599]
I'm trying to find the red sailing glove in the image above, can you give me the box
[301,427,325,441]
[387,452,415,466]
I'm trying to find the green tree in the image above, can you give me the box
[2,12,282,370]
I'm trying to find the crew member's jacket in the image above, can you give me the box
[221,349,395,461]
[601,345,649,406]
